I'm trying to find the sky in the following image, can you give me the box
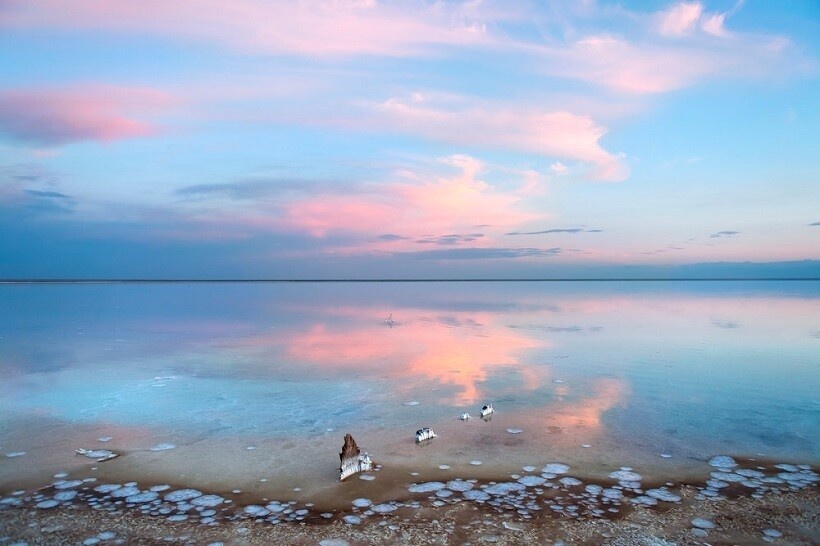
[0,0,818,279]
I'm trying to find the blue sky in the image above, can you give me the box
[0,0,818,278]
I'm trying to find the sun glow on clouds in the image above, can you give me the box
[278,154,542,251]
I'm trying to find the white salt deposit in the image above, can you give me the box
[438,464,450,470]
[435,489,453,498]
[774,464,798,472]
[94,484,122,494]
[191,494,224,507]
[54,480,84,489]
[164,489,202,502]
[150,485,171,492]
[352,498,372,508]
[244,505,270,517]
[585,484,603,495]
[125,492,158,504]
[711,471,745,483]
[470,460,483,465]
[542,463,570,474]
[462,490,491,501]
[343,515,361,524]
[54,491,77,501]
[692,518,716,529]
[77,449,117,460]
[630,496,658,506]
[708,456,737,469]
[646,488,681,502]
[484,482,525,495]
[602,488,623,500]
[53,472,68,478]
[36,500,60,509]
[522,466,536,472]
[408,482,446,493]
[4,452,26,458]
[109,486,141,498]
[559,477,583,487]
[446,480,474,492]
[359,474,375,481]
[609,469,641,482]
[98,437,113,442]
[506,428,524,434]
[167,515,188,522]
[517,476,546,487]
[150,443,177,451]
[372,503,397,513]
[763,529,782,538]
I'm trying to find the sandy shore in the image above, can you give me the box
[2,486,817,545]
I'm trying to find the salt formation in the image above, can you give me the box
[75,448,118,462]
[415,428,437,442]
[459,413,470,421]
[480,403,494,417]
[339,434,373,481]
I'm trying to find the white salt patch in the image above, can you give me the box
[646,488,681,502]
[660,454,672,458]
[77,449,116,460]
[352,498,372,508]
[94,484,122,493]
[470,460,482,466]
[446,480,473,492]
[404,401,420,406]
[631,496,658,506]
[343,515,361,524]
[54,480,84,489]
[244,505,270,517]
[98,437,113,442]
[110,486,141,498]
[609,469,641,482]
[711,471,745,483]
[559,477,583,487]
[435,489,453,498]
[542,463,570,474]
[36,499,60,509]
[97,532,116,540]
[484,482,525,495]
[708,456,737,469]
[506,428,524,434]
[517,476,546,487]
[585,485,603,496]
[359,474,375,481]
[522,466,536,472]
[83,538,100,545]
[774,464,798,472]
[54,491,77,501]
[692,518,715,529]
[150,443,177,452]
[191,494,224,507]
[737,469,765,478]
[763,529,782,538]
[53,472,68,479]
[320,540,351,546]
[164,489,202,502]
[439,464,450,470]
[581,444,591,448]
[167,514,188,522]
[602,488,623,500]
[126,492,158,503]
[408,482,446,493]
[462,490,491,501]
[150,485,171,492]
[5,451,26,458]
[372,503,397,513]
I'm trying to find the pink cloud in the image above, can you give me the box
[657,2,704,36]
[276,154,542,248]
[0,86,169,146]
[1,0,497,57]
[372,96,628,181]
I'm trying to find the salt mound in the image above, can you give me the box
[125,492,158,504]
[109,486,141,498]
[352,498,372,508]
[462,490,490,501]
[559,477,583,487]
[372,503,397,513]
[446,480,473,492]
[484,482,525,495]
[244,505,270,517]
[517,476,546,487]
[609,469,642,482]
[191,494,224,507]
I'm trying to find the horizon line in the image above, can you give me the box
[2,277,819,284]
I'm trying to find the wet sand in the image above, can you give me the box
[1,487,817,545]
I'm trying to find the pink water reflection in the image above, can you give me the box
[282,307,545,405]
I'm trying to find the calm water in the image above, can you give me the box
[1,281,818,499]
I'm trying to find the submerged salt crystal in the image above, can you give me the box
[692,518,716,529]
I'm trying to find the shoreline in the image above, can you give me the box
[2,455,817,545]
[1,487,817,545]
